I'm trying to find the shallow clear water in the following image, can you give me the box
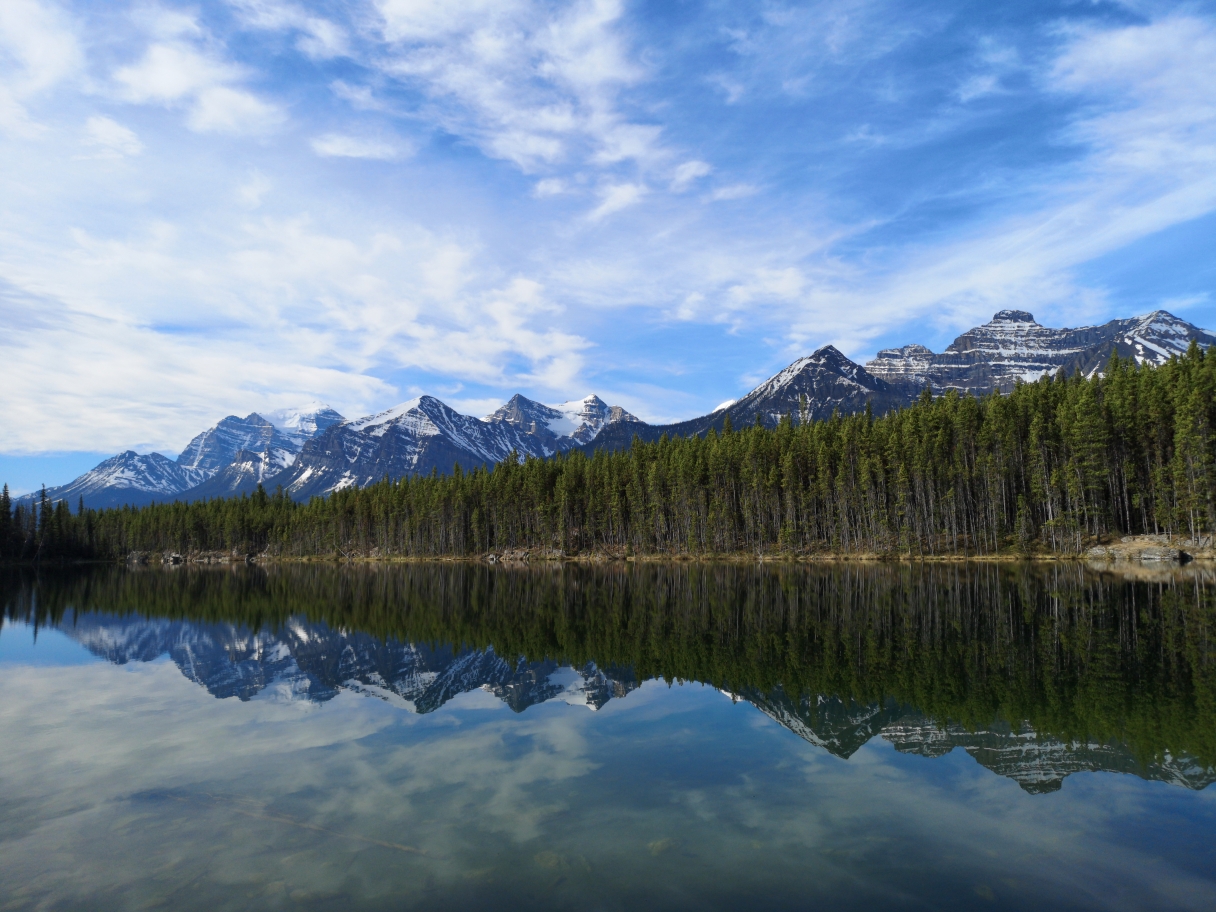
[1,563,1214,911]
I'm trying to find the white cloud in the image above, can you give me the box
[331,80,385,111]
[707,183,758,202]
[311,133,403,160]
[114,43,237,104]
[237,170,271,208]
[533,177,567,197]
[189,86,281,134]
[670,159,712,192]
[589,182,645,221]
[374,0,662,172]
[227,0,350,59]
[81,116,143,157]
[0,0,81,136]
[113,42,282,135]
[0,168,591,451]
[956,73,999,103]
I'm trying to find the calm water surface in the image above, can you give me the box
[1,563,1214,911]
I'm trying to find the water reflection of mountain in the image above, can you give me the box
[744,689,1215,793]
[5,562,1215,795]
[60,613,638,714]
[52,612,1214,793]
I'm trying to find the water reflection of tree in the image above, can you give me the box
[2,563,1213,768]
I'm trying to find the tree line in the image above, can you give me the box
[2,344,1213,561]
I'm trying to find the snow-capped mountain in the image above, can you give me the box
[263,402,345,448]
[485,394,641,450]
[14,309,1213,508]
[179,449,287,503]
[715,344,910,426]
[271,396,546,499]
[177,404,343,500]
[272,393,640,500]
[865,309,1216,394]
[178,410,333,474]
[583,309,1213,453]
[16,452,211,511]
[584,344,910,451]
[22,404,344,509]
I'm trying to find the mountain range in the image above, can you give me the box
[56,611,1215,793]
[19,309,1215,510]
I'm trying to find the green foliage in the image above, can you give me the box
[3,347,1214,560]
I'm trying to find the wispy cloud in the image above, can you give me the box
[371,0,663,172]
[310,133,404,160]
[4,0,1216,463]
[0,0,81,136]
[81,116,143,158]
[588,182,646,221]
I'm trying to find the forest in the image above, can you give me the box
[2,344,1213,561]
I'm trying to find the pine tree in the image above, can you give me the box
[0,483,10,559]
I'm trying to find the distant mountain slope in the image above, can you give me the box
[263,403,345,447]
[272,393,642,500]
[21,404,344,510]
[178,404,344,501]
[581,310,1214,456]
[177,409,339,474]
[14,309,1214,506]
[17,452,211,511]
[271,396,551,500]
[581,345,912,453]
[179,449,286,502]
[485,394,641,451]
[865,309,1215,393]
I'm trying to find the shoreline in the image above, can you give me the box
[6,535,1214,568]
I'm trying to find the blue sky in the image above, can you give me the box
[2,0,1215,493]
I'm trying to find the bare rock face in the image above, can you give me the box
[270,393,643,500]
[585,344,911,452]
[486,394,640,449]
[1085,535,1189,564]
[177,413,300,473]
[866,309,1215,394]
[19,452,213,511]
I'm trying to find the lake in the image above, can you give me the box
[1,562,1214,911]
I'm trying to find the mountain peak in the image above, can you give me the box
[264,403,344,439]
[809,344,849,360]
[990,309,1038,324]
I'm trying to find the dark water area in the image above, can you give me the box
[1,563,1214,911]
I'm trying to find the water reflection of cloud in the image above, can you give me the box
[1,661,1214,910]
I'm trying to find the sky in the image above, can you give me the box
[2,0,1216,493]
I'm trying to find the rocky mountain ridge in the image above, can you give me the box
[17,308,1213,508]
[865,309,1216,394]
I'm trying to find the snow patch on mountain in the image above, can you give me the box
[264,402,344,446]
[866,309,1215,394]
